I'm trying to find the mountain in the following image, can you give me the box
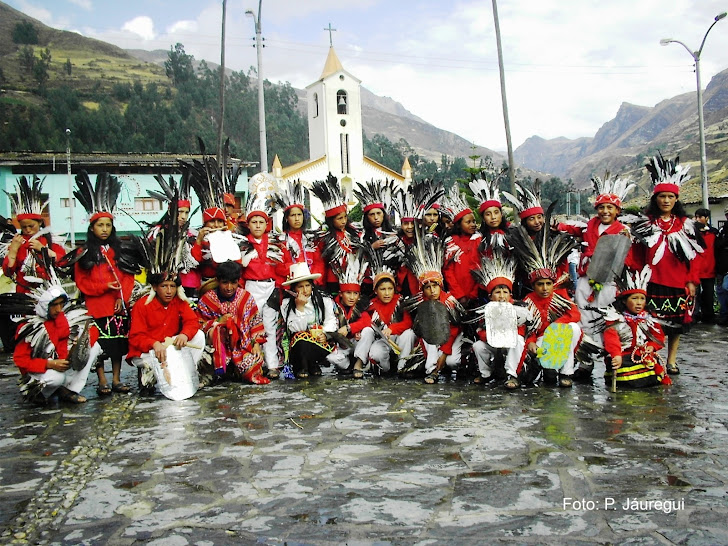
[126,48,505,166]
[515,68,728,202]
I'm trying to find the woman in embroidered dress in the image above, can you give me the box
[281,263,338,379]
[632,154,704,375]
[73,172,134,395]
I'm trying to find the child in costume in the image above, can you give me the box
[509,210,582,387]
[469,166,511,259]
[350,252,416,379]
[3,175,67,294]
[280,263,338,379]
[631,153,704,375]
[471,255,532,389]
[197,260,269,384]
[73,171,135,396]
[13,256,102,404]
[310,175,361,293]
[274,180,318,272]
[602,266,671,388]
[327,249,371,373]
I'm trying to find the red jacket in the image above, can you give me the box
[13,313,98,374]
[127,296,200,359]
[334,296,372,335]
[603,315,664,359]
[366,294,412,336]
[524,288,580,344]
[694,228,716,279]
[443,233,482,300]
[3,237,66,294]
[74,247,134,318]
[242,234,289,286]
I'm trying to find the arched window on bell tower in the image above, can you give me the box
[337,90,348,115]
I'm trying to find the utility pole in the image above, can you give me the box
[492,0,516,195]
[65,128,75,247]
[217,0,227,166]
[247,0,268,172]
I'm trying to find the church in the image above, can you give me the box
[259,45,411,221]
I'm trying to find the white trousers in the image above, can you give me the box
[473,335,525,378]
[423,333,464,374]
[245,280,280,371]
[327,346,353,369]
[354,327,415,372]
[30,342,102,398]
[575,276,616,348]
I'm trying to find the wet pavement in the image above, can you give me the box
[1,324,727,545]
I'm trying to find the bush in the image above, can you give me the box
[12,22,39,45]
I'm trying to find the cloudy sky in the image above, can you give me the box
[7,0,728,152]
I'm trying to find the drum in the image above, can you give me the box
[153,345,200,401]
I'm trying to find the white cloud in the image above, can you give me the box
[122,16,156,41]
[68,0,93,11]
[11,0,71,29]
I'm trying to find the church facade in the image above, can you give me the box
[266,47,410,221]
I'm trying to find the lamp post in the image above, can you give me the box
[246,0,268,173]
[65,128,75,247]
[660,11,727,211]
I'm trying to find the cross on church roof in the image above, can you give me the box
[324,23,337,47]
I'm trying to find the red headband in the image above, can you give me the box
[478,200,502,215]
[89,211,113,223]
[223,193,236,206]
[177,199,191,209]
[453,208,473,224]
[285,204,305,213]
[363,203,384,214]
[594,194,622,208]
[419,271,444,288]
[653,183,679,196]
[528,268,557,284]
[16,213,43,221]
[618,288,647,298]
[339,283,361,292]
[486,276,513,294]
[325,204,347,218]
[519,206,544,220]
[203,207,226,223]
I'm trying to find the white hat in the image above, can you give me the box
[282,262,322,286]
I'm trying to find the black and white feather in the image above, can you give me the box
[502,180,542,218]
[274,179,309,212]
[73,171,121,220]
[645,152,691,189]
[311,174,347,214]
[5,175,48,219]
[590,171,637,204]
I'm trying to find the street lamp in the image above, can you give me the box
[246,0,268,173]
[65,128,75,247]
[660,11,727,211]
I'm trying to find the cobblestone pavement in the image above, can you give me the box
[1,324,727,545]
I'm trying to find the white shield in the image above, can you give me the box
[153,345,200,401]
[483,302,518,348]
[207,229,242,262]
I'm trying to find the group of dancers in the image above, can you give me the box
[1,147,705,403]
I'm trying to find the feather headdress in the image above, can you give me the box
[365,243,395,288]
[393,179,444,222]
[353,179,398,215]
[311,174,347,218]
[645,152,690,196]
[508,202,578,286]
[183,138,242,223]
[245,192,275,223]
[330,247,369,292]
[5,175,47,222]
[591,172,636,209]
[502,180,543,220]
[403,226,448,288]
[274,179,309,213]
[615,265,651,298]
[472,253,517,294]
[148,172,192,209]
[441,185,472,224]
[469,164,507,215]
[74,171,122,224]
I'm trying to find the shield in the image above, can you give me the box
[68,319,92,371]
[536,323,573,370]
[483,301,518,348]
[413,299,451,346]
[153,345,200,401]
[587,234,632,284]
[207,229,242,262]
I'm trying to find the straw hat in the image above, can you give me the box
[282,262,322,286]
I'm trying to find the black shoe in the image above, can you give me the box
[542,369,558,385]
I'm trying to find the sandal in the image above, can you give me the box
[58,390,87,404]
[424,371,439,384]
[267,369,280,380]
[504,376,520,390]
[666,363,680,375]
[558,375,573,388]
[296,371,309,379]
[97,384,112,396]
[352,368,364,379]
[111,383,131,394]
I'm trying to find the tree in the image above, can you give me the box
[65,58,72,76]
[33,48,52,89]
[164,43,195,86]
[18,46,35,74]
[12,21,39,45]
